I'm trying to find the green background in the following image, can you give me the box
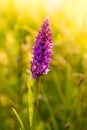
[0,0,87,129]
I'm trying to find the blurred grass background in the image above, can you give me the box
[0,0,87,129]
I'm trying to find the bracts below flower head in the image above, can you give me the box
[31,18,53,79]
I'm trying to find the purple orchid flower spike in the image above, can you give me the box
[31,18,53,79]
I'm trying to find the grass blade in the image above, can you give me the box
[11,107,25,130]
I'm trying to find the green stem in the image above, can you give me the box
[35,77,41,106]
[32,77,41,130]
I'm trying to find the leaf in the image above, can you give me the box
[27,79,34,129]
[11,107,25,130]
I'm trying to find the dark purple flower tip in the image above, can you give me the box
[31,18,53,79]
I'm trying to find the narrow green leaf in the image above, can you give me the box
[41,87,59,130]
[28,83,34,129]
[11,107,25,130]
